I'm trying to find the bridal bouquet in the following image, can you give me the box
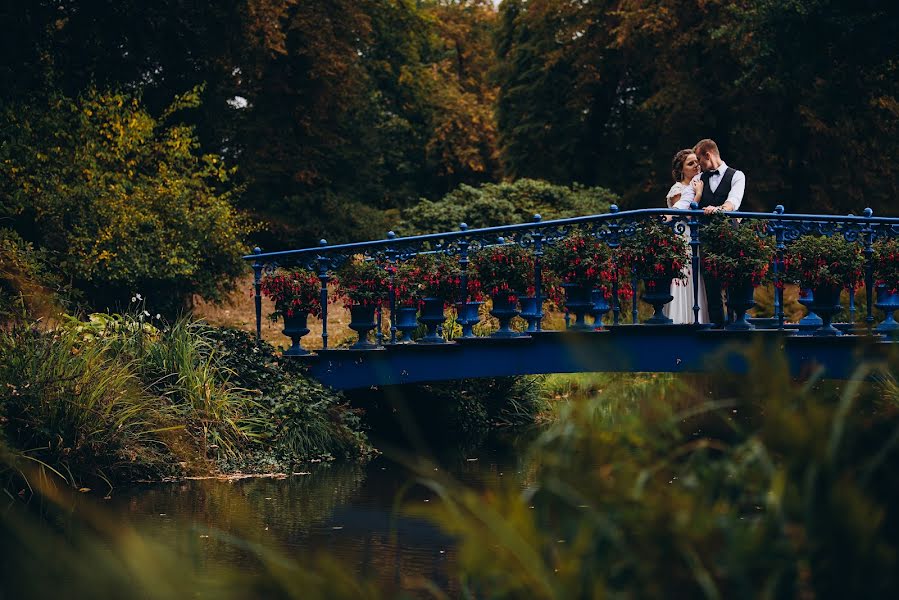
[469,244,535,302]
[619,219,688,284]
[700,214,774,287]
[785,235,863,289]
[260,268,322,320]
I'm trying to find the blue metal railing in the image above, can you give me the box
[245,203,899,349]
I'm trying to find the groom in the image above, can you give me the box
[693,138,746,327]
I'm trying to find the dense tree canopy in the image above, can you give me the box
[0,0,896,310]
[0,88,251,312]
[494,0,899,212]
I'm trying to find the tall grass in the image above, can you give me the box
[0,322,168,483]
[414,344,899,598]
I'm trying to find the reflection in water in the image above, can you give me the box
[108,435,533,593]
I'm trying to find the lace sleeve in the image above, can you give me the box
[666,182,686,208]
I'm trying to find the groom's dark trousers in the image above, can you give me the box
[699,167,737,327]
[703,275,726,327]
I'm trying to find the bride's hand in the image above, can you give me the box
[691,180,704,193]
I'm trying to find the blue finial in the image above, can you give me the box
[253,247,262,255]
[864,207,873,217]
[460,223,468,231]
[609,204,619,213]
[774,205,785,214]
[319,239,328,246]
[497,236,505,244]
[533,214,542,222]
[689,202,698,210]
[387,231,396,239]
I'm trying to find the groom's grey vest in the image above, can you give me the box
[699,168,736,208]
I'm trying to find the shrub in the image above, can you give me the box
[391,253,463,306]
[260,268,322,320]
[872,237,899,293]
[469,244,535,301]
[399,179,618,235]
[544,230,615,299]
[334,257,389,309]
[0,321,171,482]
[0,87,252,313]
[620,219,689,283]
[786,234,864,289]
[200,327,371,464]
[700,214,774,287]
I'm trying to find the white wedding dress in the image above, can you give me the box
[663,182,709,324]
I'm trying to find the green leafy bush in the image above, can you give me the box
[0,87,252,313]
[786,234,864,289]
[399,179,618,235]
[201,327,371,464]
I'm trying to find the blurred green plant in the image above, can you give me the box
[415,345,899,598]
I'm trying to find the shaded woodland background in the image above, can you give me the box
[1,0,897,312]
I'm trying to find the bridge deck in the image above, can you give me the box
[303,327,895,390]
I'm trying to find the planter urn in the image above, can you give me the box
[518,296,542,332]
[725,282,756,331]
[393,306,419,342]
[561,284,593,331]
[590,289,611,330]
[417,297,447,344]
[808,284,843,336]
[875,285,899,334]
[456,301,483,338]
[641,277,674,325]
[281,311,310,356]
[489,292,521,338]
[348,304,380,349]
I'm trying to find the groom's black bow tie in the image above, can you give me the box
[707,170,720,177]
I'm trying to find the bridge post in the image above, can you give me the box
[532,214,544,331]
[252,247,263,342]
[863,208,875,333]
[386,231,398,345]
[317,239,331,350]
[458,223,470,338]
[608,204,621,325]
[773,205,785,329]
[688,203,701,324]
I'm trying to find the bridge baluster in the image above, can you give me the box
[773,205,785,329]
[532,214,544,331]
[608,204,621,325]
[252,247,263,342]
[458,223,470,339]
[688,203,700,325]
[386,231,397,344]
[863,208,875,333]
[631,268,638,324]
[317,239,331,350]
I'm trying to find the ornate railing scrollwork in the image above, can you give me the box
[244,205,899,349]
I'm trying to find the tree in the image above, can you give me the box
[0,88,252,313]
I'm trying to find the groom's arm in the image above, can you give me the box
[722,170,746,211]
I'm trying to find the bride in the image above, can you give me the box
[663,149,709,324]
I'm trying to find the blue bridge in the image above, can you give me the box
[245,205,899,390]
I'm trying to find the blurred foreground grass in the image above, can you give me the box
[3,343,899,598]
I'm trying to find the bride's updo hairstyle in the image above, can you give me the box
[671,148,694,183]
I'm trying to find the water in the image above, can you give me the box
[106,436,532,593]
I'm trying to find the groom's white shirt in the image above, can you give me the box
[678,162,745,210]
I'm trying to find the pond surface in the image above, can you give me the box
[107,435,533,594]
